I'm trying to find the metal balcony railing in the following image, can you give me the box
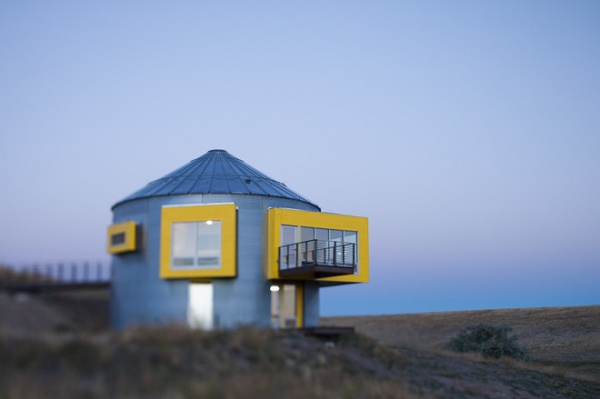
[279,240,356,273]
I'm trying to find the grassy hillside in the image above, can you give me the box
[0,291,598,398]
[323,306,600,383]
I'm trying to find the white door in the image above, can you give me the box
[188,282,213,330]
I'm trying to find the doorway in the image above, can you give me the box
[270,283,302,328]
[188,282,213,329]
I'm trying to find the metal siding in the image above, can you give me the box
[110,198,188,329]
[214,195,319,328]
[303,281,320,327]
[111,190,321,330]
[213,196,272,328]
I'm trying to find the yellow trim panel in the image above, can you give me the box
[296,283,304,328]
[266,208,369,283]
[107,221,137,254]
[160,203,237,279]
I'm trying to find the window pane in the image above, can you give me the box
[315,228,328,241]
[343,231,357,244]
[300,227,315,263]
[172,221,221,269]
[172,222,197,267]
[197,221,221,251]
[196,221,221,268]
[280,226,297,268]
[173,257,195,267]
[111,232,126,245]
[281,225,297,245]
[300,227,314,242]
[344,231,358,271]
[330,230,343,242]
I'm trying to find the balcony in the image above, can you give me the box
[278,239,356,279]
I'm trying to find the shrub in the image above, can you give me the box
[446,323,529,361]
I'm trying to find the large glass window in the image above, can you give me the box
[267,208,368,282]
[292,226,358,247]
[172,220,222,269]
[280,225,359,269]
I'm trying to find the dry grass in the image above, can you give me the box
[0,325,416,399]
[322,305,600,384]
[0,288,598,398]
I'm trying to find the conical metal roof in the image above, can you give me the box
[112,149,319,209]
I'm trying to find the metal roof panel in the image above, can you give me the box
[113,149,319,209]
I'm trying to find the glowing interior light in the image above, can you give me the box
[206,220,213,225]
[270,285,280,292]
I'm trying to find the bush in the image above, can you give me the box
[446,323,529,361]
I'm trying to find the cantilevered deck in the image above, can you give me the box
[279,240,355,279]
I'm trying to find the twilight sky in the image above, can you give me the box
[1,1,598,315]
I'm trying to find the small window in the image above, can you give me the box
[111,232,126,246]
[107,221,137,254]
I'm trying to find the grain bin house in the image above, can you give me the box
[107,149,368,329]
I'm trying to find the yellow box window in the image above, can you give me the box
[266,208,369,283]
[107,221,137,254]
[160,203,236,279]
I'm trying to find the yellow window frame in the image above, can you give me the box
[160,203,237,279]
[107,221,137,254]
[266,208,369,283]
